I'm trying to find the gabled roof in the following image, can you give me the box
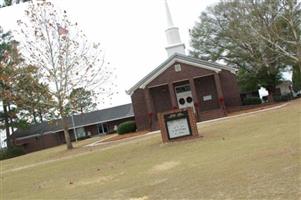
[13,103,134,139]
[126,53,237,95]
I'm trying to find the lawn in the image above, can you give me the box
[1,100,300,200]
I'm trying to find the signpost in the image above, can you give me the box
[158,108,199,143]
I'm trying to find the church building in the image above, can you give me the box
[127,0,242,131]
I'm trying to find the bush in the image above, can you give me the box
[242,97,262,105]
[0,146,25,160]
[273,94,292,102]
[117,121,137,135]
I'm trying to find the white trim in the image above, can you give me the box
[165,42,185,49]
[193,73,215,80]
[172,78,189,84]
[140,57,221,89]
[126,54,237,96]
[15,115,135,140]
[148,83,168,89]
[70,114,134,130]
[175,58,222,72]
[16,134,39,140]
[15,131,55,140]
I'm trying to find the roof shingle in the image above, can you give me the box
[13,103,134,138]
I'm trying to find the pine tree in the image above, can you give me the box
[0,28,22,147]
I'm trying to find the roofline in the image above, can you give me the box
[126,53,237,95]
[15,132,54,140]
[139,58,221,89]
[15,114,135,140]
[165,42,185,49]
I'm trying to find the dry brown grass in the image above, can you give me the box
[1,99,300,200]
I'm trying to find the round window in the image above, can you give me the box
[186,96,193,103]
[179,98,185,105]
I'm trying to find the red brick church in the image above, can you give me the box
[126,0,241,131]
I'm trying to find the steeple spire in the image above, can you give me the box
[164,0,185,57]
[164,0,174,28]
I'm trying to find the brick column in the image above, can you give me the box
[189,78,199,120]
[214,73,226,111]
[144,88,155,130]
[168,83,178,109]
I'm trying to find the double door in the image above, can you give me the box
[98,123,108,135]
[175,84,195,111]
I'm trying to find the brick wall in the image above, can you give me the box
[15,133,63,153]
[150,85,172,114]
[84,125,98,136]
[131,89,150,131]
[131,62,241,131]
[147,62,214,87]
[219,70,241,107]
[194,75,219,112]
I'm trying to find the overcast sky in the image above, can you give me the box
[0,0,221,108]
[0,0,222,146]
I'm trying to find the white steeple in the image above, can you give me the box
[164,0,185,57]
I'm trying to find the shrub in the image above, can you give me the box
[0,146,25,160]
[242,97,262,105]
[262,96,268,103]
[273,94,292,102]
[117,121,137,135]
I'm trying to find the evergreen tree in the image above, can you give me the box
[69,88,97,114]
[0,27,22,147]
[15,65,55,124]
[1,26,55,147]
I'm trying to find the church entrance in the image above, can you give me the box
[98,123,108,135]
[175,84,194,110]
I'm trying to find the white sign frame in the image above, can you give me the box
[203,95,212,101]
[166,118,191,139]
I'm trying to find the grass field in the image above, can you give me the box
[1,100,301,200]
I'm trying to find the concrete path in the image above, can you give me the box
[2,103,288,174]
[197,103,288,125]
[86,103,288,147]
[85,130,160,147]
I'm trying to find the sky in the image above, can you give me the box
[0,0,221,108]
[0,0,221,147]
[0,0,293,147]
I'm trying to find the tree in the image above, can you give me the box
[1,26,55,148]
[15,65,55,123]
[0,27,22,148]
[292,64,301,91]
[69,88,97,114]
[17,1,114,149]
[190,0,300,101]
[245,0,301,70]
[1,0,31,7]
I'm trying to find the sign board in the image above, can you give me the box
[167,118,191,139]
[158,108,199,143]
[203,95,212,101]
[165,110,192,139]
